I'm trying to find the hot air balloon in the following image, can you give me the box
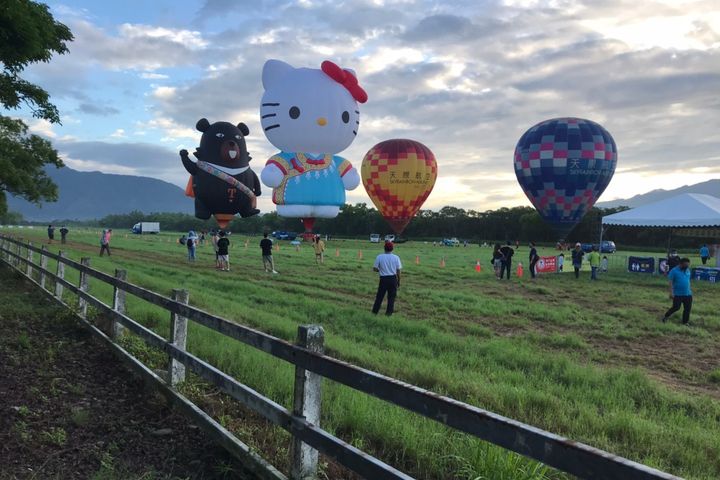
[362,139,437,235]
[514,118,617,239]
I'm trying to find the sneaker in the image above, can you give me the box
[272,270,278,274]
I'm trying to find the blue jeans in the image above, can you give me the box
[187,246,196,261]
[591,266,598,280]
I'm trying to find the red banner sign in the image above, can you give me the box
[536,256,558,274]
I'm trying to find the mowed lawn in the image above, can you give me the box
[2,227,719,480]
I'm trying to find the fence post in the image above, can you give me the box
[111,269,127,340]
[78,257,90,318]
[39,246,48,289]
[15,241,22,268]
[168,289,189,386]
[55,252,66,299]
[26,242,34,277]
[290,325,325,480]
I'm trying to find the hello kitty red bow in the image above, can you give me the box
[321,60,368,104]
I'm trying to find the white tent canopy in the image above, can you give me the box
[602,193,720,228]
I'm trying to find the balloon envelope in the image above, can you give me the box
[362,139,437,235]
[514,118,617,238]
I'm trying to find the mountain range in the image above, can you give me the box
[8,167,193,221]
[7,167,719,221]
[597,179,720,208]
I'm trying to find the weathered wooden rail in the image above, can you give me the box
[0,234,680,480]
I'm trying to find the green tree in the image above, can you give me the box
[0,0,73,216]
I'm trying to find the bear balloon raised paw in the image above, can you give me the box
[181,118,262,228]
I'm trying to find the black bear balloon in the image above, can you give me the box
[181,118,261,228]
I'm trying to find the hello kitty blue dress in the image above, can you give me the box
[267,152,352,206]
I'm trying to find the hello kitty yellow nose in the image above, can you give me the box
[316,117,327,126]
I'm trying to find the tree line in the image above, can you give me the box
[10,203,711,250]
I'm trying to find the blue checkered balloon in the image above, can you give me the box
[514,118,617,239]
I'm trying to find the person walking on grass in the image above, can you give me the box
[588,246,601,280]
[571,243,584,279]
[260,233,278,274]
[47,224,55,244]
[99,229,112,256]
[557,252,565,272]
[499,241,514,280]
[601,255,609,273]
[313,235,325,265]
[59,225,69,244]
[529,242,539,279]
[211,230,220,269]
[492,243,504,279]
[216,231,230,271]
[372,241,402,316]
[662,257,693,325]
[700,244,710,265]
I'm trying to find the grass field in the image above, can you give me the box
[2,226,719,480]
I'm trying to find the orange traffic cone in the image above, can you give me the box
[517,262,524,278]
[357,250,363,260]
[475,260,482,272]
[415,255,420,265]
[335,248,339,257]
[440,257,446,268]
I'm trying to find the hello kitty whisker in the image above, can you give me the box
[264,124,281,131]
[262,103,280,107]
[262,114,277,119]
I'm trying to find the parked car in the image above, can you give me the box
[581,240,617,253]
[384,234,395,242]
[272,231,297,240]
[442,238,460,247]
[370,233,381,243]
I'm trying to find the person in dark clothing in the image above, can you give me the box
[492,243,504,279]
[372,242,402,316]
[529,242,539,279]
[260,232,277,274]
[216,231,230,271]
[499,242,514,280]
[667,250,680,271]
[662,258,693,325]
[59,226,69,244]
[47,225,55,244]
[571,243,584,279]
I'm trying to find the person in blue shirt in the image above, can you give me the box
[662,257,692,325]
[699,244,710,265]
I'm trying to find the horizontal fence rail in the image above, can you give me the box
[0,234,680,480]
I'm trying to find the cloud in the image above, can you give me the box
[77,103,120,116]
[110,128,125,138]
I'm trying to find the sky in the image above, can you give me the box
[19,0,720,212]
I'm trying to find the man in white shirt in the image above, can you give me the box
[372,242,402,316]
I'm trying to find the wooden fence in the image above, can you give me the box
[0,234,680,480]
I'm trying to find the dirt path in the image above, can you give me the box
[0,267,252,480]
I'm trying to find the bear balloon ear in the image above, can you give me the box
[237,122,250,136]
[196,118,210,132]
[262,59,294,90]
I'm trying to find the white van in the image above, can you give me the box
[370,234,380,243]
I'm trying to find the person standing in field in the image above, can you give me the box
[601,255,609,273]
[313,235,325,265]
[700,244,710,265]
[492,243,504,279]
[588,246,601,280]
[667,249,680,271]
[372,241,402,316]
[662,257,693,325]
[499,241,514,280]
[47,224,55,244]
[571,243,584,279]
[99,229,111,256]
[260,233,278,274]
[528,242,539,279]
[186,230,197,262]
[216,231,230,271]
[211,230,220,268]
[59,226,69,244]
[557,253,565,272]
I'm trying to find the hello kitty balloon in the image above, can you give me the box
[259,59,367,231]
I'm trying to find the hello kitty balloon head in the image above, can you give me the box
[260,59,368,154]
